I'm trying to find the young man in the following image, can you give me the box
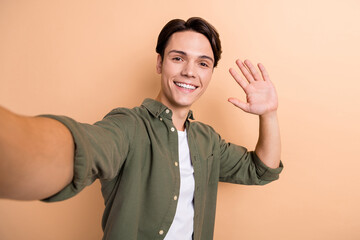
[0,17,283,239]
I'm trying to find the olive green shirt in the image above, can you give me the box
[42,98,283,240]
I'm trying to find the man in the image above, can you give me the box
[0,17,283,239]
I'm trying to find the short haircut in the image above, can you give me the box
[156,17,222,68]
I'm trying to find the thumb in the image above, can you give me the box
[228,98,249,112]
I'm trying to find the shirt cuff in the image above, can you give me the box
[38,115,92,202]
[252,151,284,182]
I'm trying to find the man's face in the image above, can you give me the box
[156,30,214,110]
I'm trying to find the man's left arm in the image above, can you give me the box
[228,59,281,169]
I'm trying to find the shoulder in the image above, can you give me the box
[105,105,145,118]
[103,105,150,124]
[191,120,215,132]
[190,121,221,142]
[91,106,150,138]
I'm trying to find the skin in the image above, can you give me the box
[156,30,281,168]
[229,59,281,168]
[0,108,74,200]
[0,29,280,201]
[156,31,214,131]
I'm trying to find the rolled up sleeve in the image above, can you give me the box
[39,114,131,202]
[218,139,283,185]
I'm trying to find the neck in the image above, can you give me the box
[155,93,190,131]
[171,109,189,131]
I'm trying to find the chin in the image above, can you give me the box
[171,98,194,108]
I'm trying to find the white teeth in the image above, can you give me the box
[175,82,196,90]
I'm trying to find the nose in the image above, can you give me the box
[181,62,196,78]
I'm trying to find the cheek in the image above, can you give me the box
[200,72,213,87]
[162,61,180,76]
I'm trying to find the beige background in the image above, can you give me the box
[0,0,359,239]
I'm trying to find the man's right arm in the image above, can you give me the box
[0,106,74,200]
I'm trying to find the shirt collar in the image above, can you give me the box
[141,98,195,120]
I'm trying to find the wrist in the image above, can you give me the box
[260,110,278,120]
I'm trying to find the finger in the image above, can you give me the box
[229,68,248,90]
[236,59,255,83]
[228,97,250,113]
[258,63,271,81]
[244,59,262,81]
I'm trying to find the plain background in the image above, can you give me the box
[0,0,359,239]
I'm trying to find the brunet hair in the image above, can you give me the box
[155,17,222,68]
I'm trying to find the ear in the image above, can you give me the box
[156,54,162,74]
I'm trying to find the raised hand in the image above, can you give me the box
[228,59,278,116]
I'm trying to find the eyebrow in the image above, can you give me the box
[168,50,214,63]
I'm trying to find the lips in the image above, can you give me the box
[174,81,198,90]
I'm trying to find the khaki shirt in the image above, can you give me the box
[42,98,283,240]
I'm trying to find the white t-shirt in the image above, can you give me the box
[164,130,195,240]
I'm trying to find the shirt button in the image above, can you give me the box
[159,117,163,121]
[170,127,175,132]
[174,195,178,201]
[174,162,178,167]
[159,230,164,235]
[165,109,170,114]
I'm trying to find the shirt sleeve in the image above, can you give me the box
[218,138,283,185]
[39,113,132,202]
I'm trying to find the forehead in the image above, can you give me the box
[165,31,214,59]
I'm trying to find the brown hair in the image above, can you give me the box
[156,17,222,68]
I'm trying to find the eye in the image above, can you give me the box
[200,62,209,68]
[172,57,183,62]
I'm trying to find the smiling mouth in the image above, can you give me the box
[174,81,198,90]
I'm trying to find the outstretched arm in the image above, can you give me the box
[228,59,281,169]
[0,106,74,200]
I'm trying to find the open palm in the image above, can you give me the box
[228,59,278,116]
